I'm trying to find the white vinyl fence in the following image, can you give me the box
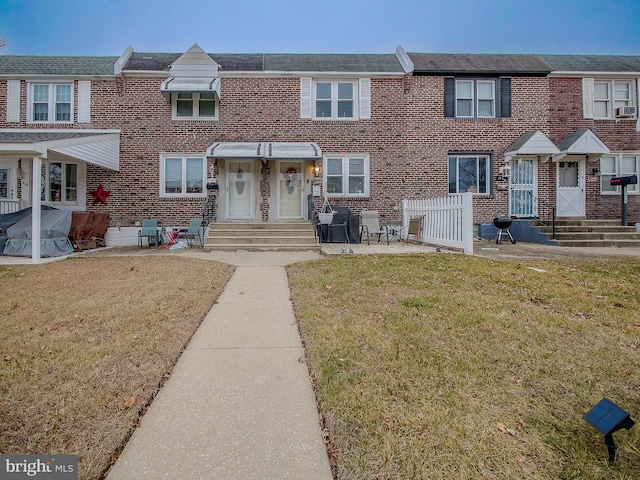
[402,193,474,254]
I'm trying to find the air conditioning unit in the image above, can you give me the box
[615,106,637,118]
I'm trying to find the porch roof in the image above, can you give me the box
[0,130,120,171]
[503,130,560,162]
[207,142,321,160]
[554,129,610,160]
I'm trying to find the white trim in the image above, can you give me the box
[26,82,75,124]
[159,154,207,199]
[170,92,219,120]
[323,154,370,198]
[312,79,358,120]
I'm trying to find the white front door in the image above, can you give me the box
[509,157,538,217]
[556,159,585,217]
[0,160,17,214]
[277,161,304,219]
[226,160,254,219]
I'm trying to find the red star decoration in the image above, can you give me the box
[90,185,110,205]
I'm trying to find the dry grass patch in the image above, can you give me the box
[288,254,640,479]
[0,256,234,480]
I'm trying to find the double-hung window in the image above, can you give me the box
[324,155,369,197]
[29,83,73,123]
[445,77,511,118]
[161,155,206,197]
[172,93,217,120]
[455,80,495,118]
[41,161,78,202]
[314,81,356,119]
[593,80,634,119]
[448,154,491,194]
[600,154,639,194]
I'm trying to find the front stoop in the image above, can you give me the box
[535,219,640,247]
[206,222,320,252]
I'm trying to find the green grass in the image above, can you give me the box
[288,254,640,479]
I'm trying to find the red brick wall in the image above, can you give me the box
[548,77,640,223]
[86,75,411,226]
[403,75,551,223]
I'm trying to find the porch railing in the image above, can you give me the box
[0,200,20,215]
[527,192,556,239]
[402,193,474,255]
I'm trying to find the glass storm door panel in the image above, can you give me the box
[278,161,304,219]
[509,158,537,218]
[0,161,16,214]
[227,160,254,219]
[556,160,585,217]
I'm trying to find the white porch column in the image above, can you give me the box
[31,156,42,263]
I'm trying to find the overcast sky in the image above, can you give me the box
[1,0,639,56]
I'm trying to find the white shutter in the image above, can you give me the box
[6,80,21,123]
[77,80,91,123]
[300,77,312,119]
[636,79,640,132]
[359,78,371,120]
[582,77,594,119]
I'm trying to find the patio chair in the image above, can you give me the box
[138,219,159,248]
[185,218,204,249]
[359,210,389,245]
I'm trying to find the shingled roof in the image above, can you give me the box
[124,52,404,73]
[0,56,117,76]
[408,53,551,76]
[539,54,640,73]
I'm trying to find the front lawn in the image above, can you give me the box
[0,257,234,480]
[288,254,640,479]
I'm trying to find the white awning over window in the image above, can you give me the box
[208,142,321,160]
[160,77,221,98]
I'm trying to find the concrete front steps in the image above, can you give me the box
[205,222,320,252]
[537,218,640,247]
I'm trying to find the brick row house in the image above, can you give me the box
[0,44,639,252]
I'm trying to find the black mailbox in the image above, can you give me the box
[610,175,638,186]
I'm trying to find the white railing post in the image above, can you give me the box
[461,192,474,255]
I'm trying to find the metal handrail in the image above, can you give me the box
[526,192,556,239]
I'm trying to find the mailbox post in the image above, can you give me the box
[610,175,638,226]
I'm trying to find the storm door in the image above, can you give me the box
[509,157,537,217]
[556,159,585,217]
[0,161,17,214]
[226,160,254,219]
[277,161,304,219]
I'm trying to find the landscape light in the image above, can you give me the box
[584,397,635,464]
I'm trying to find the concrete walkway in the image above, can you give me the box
[106,251,332,480]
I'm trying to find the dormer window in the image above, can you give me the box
[172,92,218,120]
[160,44,221,121]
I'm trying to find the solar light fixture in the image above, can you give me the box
[583,397,635,464]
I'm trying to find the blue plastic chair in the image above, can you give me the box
[138,219,159,248]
